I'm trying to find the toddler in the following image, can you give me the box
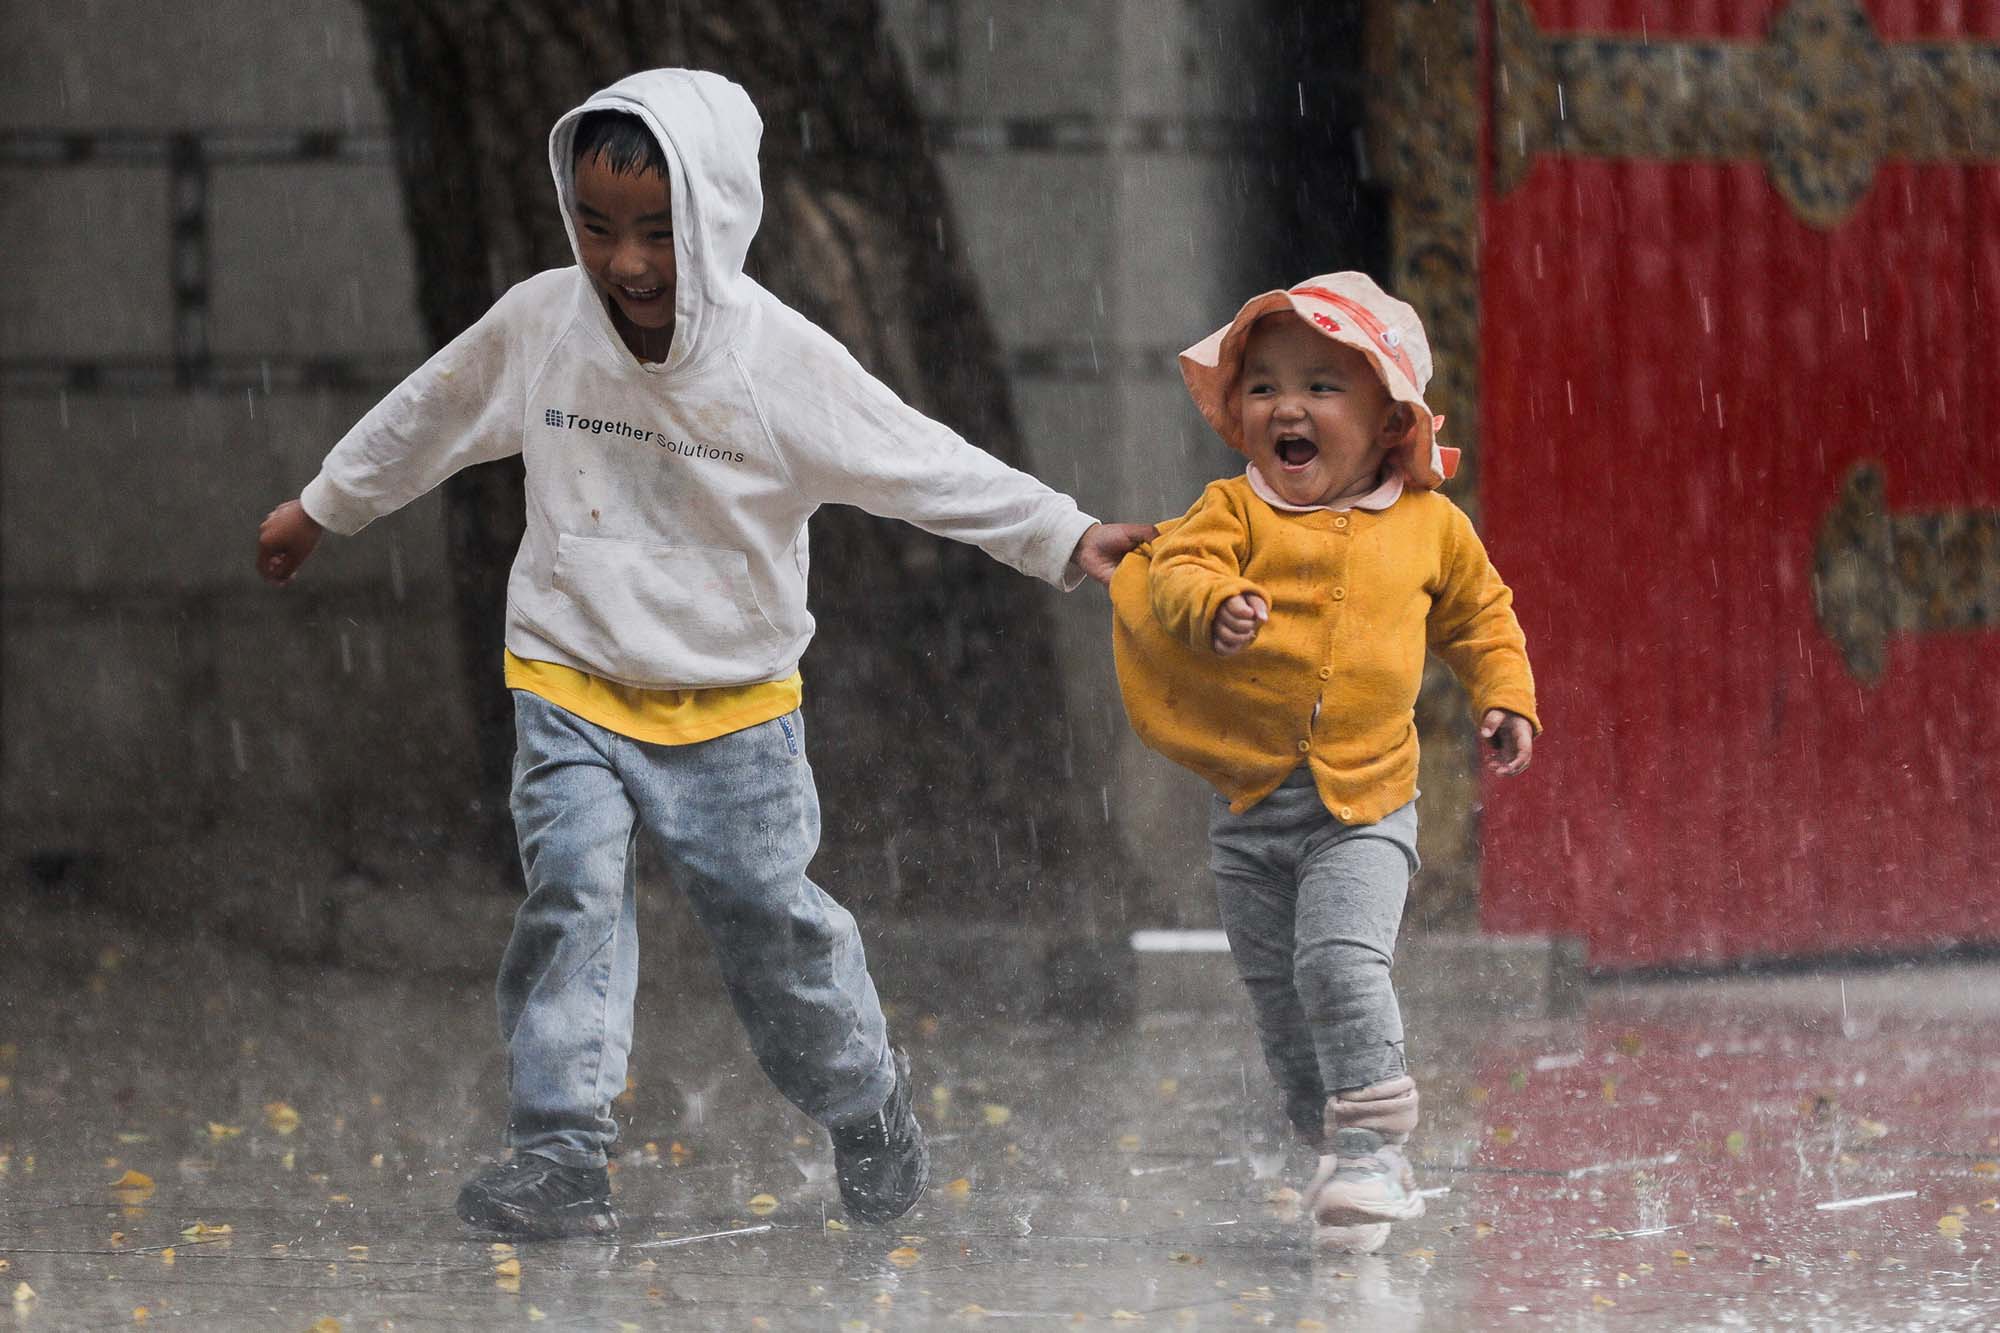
[1109,272,1538,1250]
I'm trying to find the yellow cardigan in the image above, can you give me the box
[1110,475,1539,823]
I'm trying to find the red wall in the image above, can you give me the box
[1479,1,2000,967]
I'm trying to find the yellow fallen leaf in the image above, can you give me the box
[528,1307,546,1321]
[1170,1252,1201,1265]
[956,1305,989,1319]
[1117,1134,1142,1152]
[179,1222,232,1238]
[159,1248,175,1265]
[494,1257,522,1277]
[944,1176,972,1199]
[327,1194,351,1203]
[1974,1161,2000,1176]
[264,1102,300,1135]
[1938,1215,1965,1236]
[1474,1220,1497,1238]
[1467,1085,1490,1104]
[207,1123,243,1141]
[1616,1032,1644,1056]
[747,1192,779,1215]
[982,1104,1011,1127]
[133,1306,150,1322]
[347,1245,368,1257]
[1616,1271,1634,1286]
[1980,1198,1999,1211]
[668,1141,692,1165]
[13,1282,36,1304]
[1592,1295,1616,1309]
[110,1168,155,1193]
[370,1153,384,1169]
[1490,1125,1517,1146]
[1724,1131,1747,1156]
[1671,1250,1693,1263]
[280,1151,295,1171]
[1404,1247,1437,1260]
[1109,1312,1143,1322]
[1601,1077,1619,1104]
[309,1320,340,1333]
[1857,1118,1889,1140]
[825,1218,849,1231]
[1949,1203,1971,1216]
[1158,1078,1179,1096]
[115,1132,151,1145]
[887,1245,922,1267]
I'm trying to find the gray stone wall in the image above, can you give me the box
[2,0,1298,928]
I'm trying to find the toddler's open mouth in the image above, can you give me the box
[1276,436,1319,468]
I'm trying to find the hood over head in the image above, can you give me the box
[549,68,764,372]
[1178,272,1459,489]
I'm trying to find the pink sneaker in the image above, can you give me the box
[1307,1128,1426,1229]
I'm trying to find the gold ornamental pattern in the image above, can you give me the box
[1491,0,2000,228]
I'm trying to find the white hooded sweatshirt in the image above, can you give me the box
[301,69,1097,690]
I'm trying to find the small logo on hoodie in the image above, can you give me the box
[542,407,747,464]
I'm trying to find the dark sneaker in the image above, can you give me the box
[832,1048,930,1224]
[455,1152,618,1239]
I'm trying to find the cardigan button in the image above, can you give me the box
[1334,515,1349,529]
[1296,739,1311,753]
[1331,587,1347,600]
[1338,806,1355,821]
[1318,666,1332,680]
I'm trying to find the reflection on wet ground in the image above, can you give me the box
[4,894,1999,1330]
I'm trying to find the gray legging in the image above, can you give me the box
[1209,768,1418,1134]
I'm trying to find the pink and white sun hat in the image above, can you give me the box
[1177,272,1459,488]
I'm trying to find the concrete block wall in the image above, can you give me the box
[881,0,1280,924]
[0,0,478,907]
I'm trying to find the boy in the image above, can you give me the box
[257,68,1149,1238]
[1109,273,1538,1251]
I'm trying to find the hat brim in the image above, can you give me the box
[1177,289,1455,488]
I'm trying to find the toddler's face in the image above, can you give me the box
[1239,314,1405,509]
[572,152,678,340]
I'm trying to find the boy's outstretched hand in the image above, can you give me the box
[1480,709,1534,776]
[1071,521,1158,586]
[1211,592,1268,655]
[257,499,323,586]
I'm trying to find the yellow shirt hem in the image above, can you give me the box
[503,651,802,746]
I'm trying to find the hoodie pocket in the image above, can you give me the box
[551,534,784,682]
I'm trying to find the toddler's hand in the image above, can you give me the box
[257,499,323,586]
[1211,593,1268,655]
[1480,709,1534,776]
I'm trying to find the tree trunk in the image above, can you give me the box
[357,0,1139,919]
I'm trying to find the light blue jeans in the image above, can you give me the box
[1209,768,1419,1130]
[496,691,895,1168]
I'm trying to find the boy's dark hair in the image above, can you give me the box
[571,110,668,177]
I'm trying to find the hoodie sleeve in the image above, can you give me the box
[299,283,539,535]
[750,320,1098,589]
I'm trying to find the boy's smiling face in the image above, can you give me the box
[1239,313,1407,509]
[573,151,677,356]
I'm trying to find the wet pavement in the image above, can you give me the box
[5,892,2000,1331]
